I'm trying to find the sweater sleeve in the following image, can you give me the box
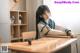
[38,23,67,38]
[38,23,50,37]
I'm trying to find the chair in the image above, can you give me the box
[22,31,36,41]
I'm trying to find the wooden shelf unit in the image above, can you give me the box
[10,11,28,42]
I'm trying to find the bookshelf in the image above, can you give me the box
[10,10,28,42]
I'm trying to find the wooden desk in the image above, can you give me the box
[8,37,77,53]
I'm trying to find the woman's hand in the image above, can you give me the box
[65,30,76,38]
[69,32,76,38]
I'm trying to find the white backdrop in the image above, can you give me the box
[43,0,80,34]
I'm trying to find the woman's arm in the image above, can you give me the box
[55,25,67,31]
[38,23,67,37]
[47,29,67,37]
[55,25,76,38]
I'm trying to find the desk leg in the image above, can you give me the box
[54,45,71,53]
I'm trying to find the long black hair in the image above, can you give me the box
[36,5,50,39]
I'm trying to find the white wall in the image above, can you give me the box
[43,0,80,34]
[0,0,10,43]
[0,0,10,23]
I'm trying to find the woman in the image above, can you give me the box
[36,5,74,39]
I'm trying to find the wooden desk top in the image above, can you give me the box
[8,37,77,53]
